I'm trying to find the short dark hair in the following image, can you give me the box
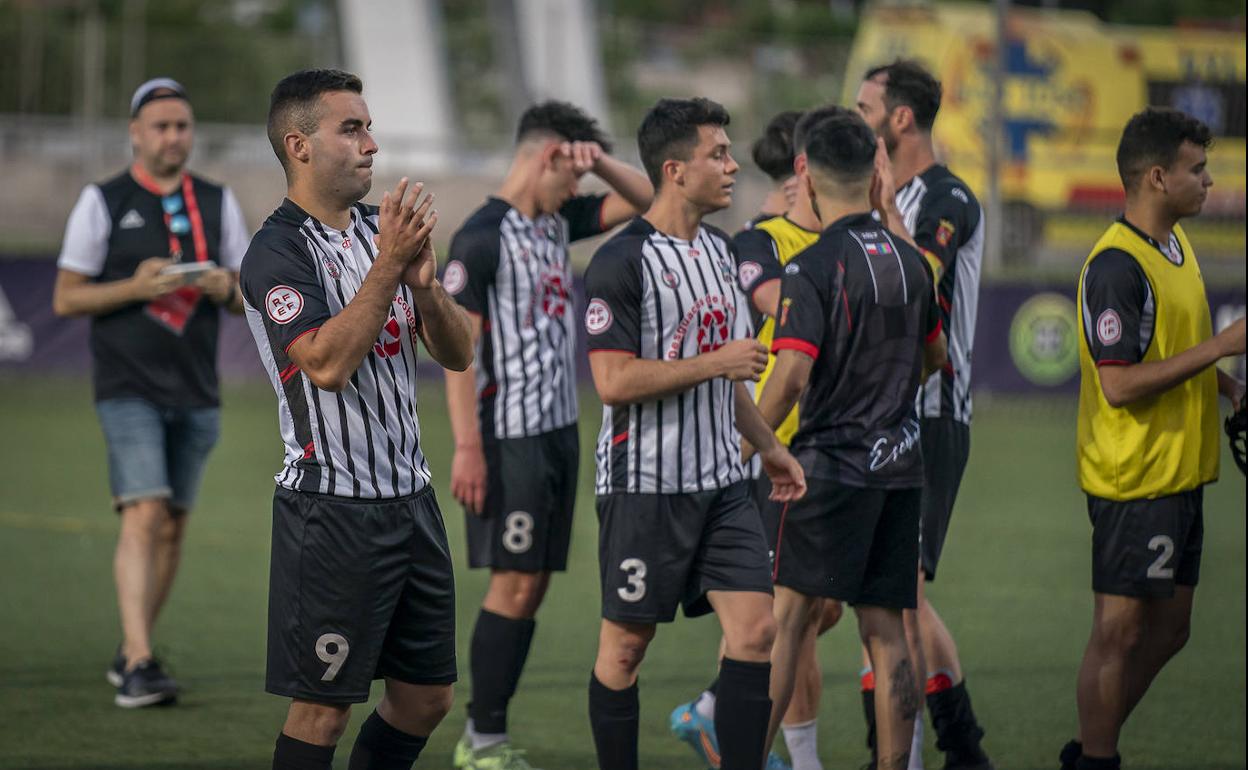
[516,100,612,153]
[637,97,731,188]
[793,105,849,155]
[752,110,801,181]
[801,108,877,189]
[864,59,942,131]
[1116,107,1212,191]
[267,69,363,170]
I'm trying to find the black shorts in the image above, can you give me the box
[919,417,970,581]
[266,485,457,704]
[772,477,921,610]
[752,473,783,556]
[1088,488,1203,599]
[466,424,579,572]
[596,481,774,624]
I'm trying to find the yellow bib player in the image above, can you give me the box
[1063,107,1245,770]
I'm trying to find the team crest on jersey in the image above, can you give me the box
[1096,309,1122,345]
[443,261,467,295]
[738,261,762,289]
[936,219,956,247]
[265,286,303,325]
[586,298,613,335]
[321,254,341,280]
[780,297,792,327]
[661,269,681,289]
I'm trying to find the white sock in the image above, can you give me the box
[694,689,716,720]
[781,719,822,770]
[908,717,924,770]
[466,718,508,751]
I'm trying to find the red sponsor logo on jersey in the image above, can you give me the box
[394,294,420,344]
[668,295,735,358]
[374,313,403,358]
[342,237,351,250]
[540,272,570,319]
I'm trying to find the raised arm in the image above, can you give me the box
[287,179,439,391]
[563,141,653,230]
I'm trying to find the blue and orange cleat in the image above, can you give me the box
[669,699,721,768]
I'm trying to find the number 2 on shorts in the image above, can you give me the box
[617,558,647,602]
[1146,535,1175,579]
[316,633,350,682]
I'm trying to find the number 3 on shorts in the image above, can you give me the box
[316,633,350,682]
[617,558,647,602]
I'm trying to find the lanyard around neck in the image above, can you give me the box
[130,164,209,264]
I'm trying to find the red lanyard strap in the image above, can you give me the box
[130,164,209,263]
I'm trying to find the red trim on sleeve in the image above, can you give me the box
[926,318,943,344]
[1096,359,1131,367]
[771,337,819,359]
[588,348,638,356]
[611,431,629,446]
[279,363,301,384]
[283,326,320,354]
[840,287,853,332]
[480,384,498,399]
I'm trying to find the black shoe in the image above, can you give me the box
[943,759,995,770]
[114,659,178,708]
[106,645,125,687]
[1059,740,1083,770]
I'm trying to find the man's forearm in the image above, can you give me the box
[296,259,405,388]
[595,354,721,406]
[53,277,140,317]
[596,155,654,212]
[445,364,483,448]
[734,383,781,455]
[412,280,474,371]
[1100,336,1225,407]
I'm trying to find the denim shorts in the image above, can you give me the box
[95,398,221,512]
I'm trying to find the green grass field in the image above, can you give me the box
[0,377,1243,770]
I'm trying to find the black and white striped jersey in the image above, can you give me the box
[444,195,605,439]
[584,217,753,495]
[894,165,983,425]
[240,198,431,499]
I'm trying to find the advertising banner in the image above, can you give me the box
[1,259,1243,392]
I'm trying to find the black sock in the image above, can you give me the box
[468,609,537,734]
[714,658,772,770]
[862,688,877,757]
[588,672,638,770]
[705,675,720,697]
[1059,739,1084,770]
[927,680,988,762]
[1075,754,1120,770]
[273,733,335,770]
[346,710,428,770]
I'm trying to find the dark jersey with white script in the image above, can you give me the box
[771,212,941,488]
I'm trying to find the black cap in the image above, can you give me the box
[130,77,189,117]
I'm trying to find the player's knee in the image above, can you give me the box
[1093,615,1146,655]
[732,614,777,659]
[604,629,652,674]
[419,685,454,723]
[819,599,843,633]
[507,575,548,616]
[1167,618,1191,656]
[289,702,351,745]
